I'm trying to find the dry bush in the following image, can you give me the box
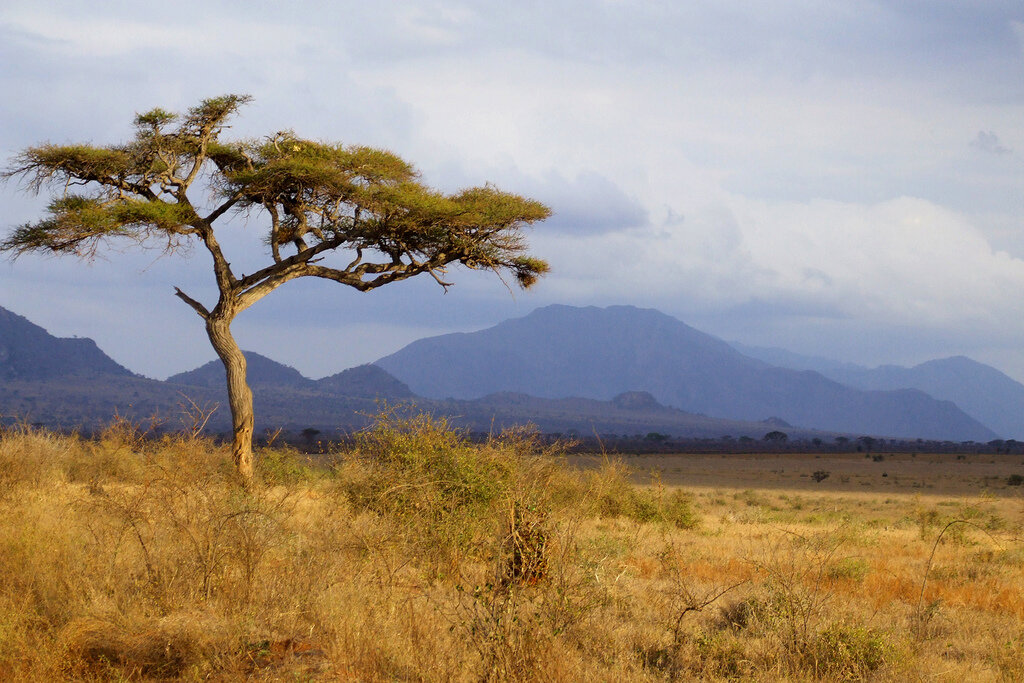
[583,459,700,529]
[0,422,72,497]
[332,410,587,575]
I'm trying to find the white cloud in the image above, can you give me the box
[535,195,1024,331]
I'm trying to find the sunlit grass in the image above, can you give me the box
[0,415,1021,680]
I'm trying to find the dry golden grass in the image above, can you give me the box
[0,414,1021,681]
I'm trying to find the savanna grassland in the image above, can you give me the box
[1,414,1022,681]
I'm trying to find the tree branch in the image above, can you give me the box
[235,263,316,311]
[174,287,210,319]
[236,231,349,290]
[205,195,240,225]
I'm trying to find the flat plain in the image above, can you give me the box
[580,450,1024,494]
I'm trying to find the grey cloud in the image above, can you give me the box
[530,171,648,235]
[359,2,1024,102]
[971,130,1012,154]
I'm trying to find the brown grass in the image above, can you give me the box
[0,414,1022,680]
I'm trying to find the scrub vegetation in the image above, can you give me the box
[0,412,1021,681]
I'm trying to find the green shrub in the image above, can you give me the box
[258,447,323,486]
[333,411,549,562]
[808,623,893,678]
[585,461,700,529]
[827,557,870,582]
[689,630,748,678]
[661,489,701,530]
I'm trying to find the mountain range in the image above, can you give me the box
[2,303,1020,441]
[733,343,1024,440]
[376,305,998,441]
[0,305,828,439]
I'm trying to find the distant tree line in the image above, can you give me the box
[8,417,1024,457]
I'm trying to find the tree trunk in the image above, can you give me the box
[206,314,255,484]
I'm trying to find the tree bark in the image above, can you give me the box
[206,314,255,484]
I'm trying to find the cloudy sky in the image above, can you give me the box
[2,1,1024,381]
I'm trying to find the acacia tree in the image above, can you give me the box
[2,95,550,482]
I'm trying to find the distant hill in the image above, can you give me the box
[167,352,313,389]
[168,355,414,400]
[816,357,1024,439]
[376,304,997,441]
[317,364,415,399]
[735,344,1024,439]
[729,342,862,374]
[825,357,1024,440]
[0,306,134,380]
[434,390,833,440]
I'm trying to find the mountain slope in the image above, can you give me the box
[436,390,836,440]
[735,344,1024,440]
[317,364,415,399]
[823,356,1024,440]
[0,306,134,380]
[166,352,312,389]
[376,305,996,441]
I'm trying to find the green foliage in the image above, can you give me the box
[228,137,415,199]
[185,94,252,129]
[826,556,870,582]
[257,448,323,486]
[114,198,198,230]
[688,630,748,678]
[586,461,700,529]
[661,489,701,529]
[16,143,132,182]
[134,107,177,130]
[807,623,893,678]
[509,256,551,287]
[334,412,520,558]
[350,411,512,510]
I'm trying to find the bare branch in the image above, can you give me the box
[174,287,210,319]
[234,263,316,311]
[426,267,454,291]
[205,195,241,225]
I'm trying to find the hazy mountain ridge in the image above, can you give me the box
[167,352,313,390]
[735,344,1024,439]
[0,307,134,380]
[0,305,839,439]
[824,357,1024,439]
[0,303,1005,441]
[317,364,415,400]
[376,304,997,441]
[433,390,833,440]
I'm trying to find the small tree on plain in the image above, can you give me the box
[1,95,550,483]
